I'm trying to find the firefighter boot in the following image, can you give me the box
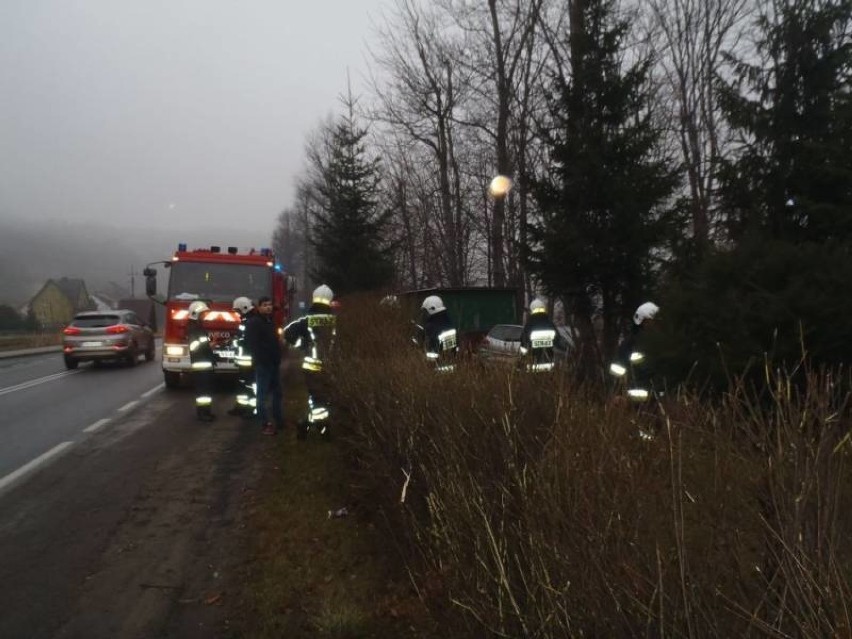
[308,403,331,441]
[297,419,309,441]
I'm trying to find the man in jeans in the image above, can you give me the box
[245,296,283,436]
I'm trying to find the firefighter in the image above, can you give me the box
[284,284,337,440]
[609,301,660,403]
[227,296,256,417]
[417,295,458,372]
[519,298,558,372]
[187,300,216,422]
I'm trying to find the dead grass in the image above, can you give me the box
[328,296,852,638]
[0,332,61,351]
[232,358,440,639]
[233,297,852,637]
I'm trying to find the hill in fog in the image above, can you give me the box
[0,218,274,308]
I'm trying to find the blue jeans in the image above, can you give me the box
[254,362,283,426]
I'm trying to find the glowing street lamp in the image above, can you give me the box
[488,174,513,198]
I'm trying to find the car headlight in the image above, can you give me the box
[166,345,186,356]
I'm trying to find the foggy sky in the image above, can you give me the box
[0,0,386,236]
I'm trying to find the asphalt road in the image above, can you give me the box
[0,347,164,485]
[0,349,264,639]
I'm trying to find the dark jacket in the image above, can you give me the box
[187,318,215,365]
[245,311,281,368]
[520,313,558,364]
[422,310,458,368]
[232,308,256,369]
[612,325,655,393]
[423,310,453,352]
[284,302,336,371]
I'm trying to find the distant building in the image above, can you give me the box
[95,281,131,309]
[28,277,95,328]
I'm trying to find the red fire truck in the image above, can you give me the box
[144,244,293,389]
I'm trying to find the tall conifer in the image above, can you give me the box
[527,0,679,367]
[717,0,852,243]
[310,98,394,295]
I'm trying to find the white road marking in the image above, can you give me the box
[0,368,166,496]
[0,442,73,493]
[140,383,164,398]
[83,418,111,434]
[81,384,161,436]
[0,370,81,397]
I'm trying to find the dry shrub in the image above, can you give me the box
[0,331,61,350]
[328,298,852,638]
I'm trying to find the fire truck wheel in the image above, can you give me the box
[164,371,181,389]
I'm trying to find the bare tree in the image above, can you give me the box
[435,0,550,293]
[377,134,438,289]
[370,0,478,286]
[644,0,752,247]
[271,177,322,303]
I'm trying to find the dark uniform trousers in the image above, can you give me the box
[188,321,216,420]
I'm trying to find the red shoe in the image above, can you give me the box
[261,423,276,436]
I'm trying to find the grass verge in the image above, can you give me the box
[230,359,439,638]
[0,332,61,351]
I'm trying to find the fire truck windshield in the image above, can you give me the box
[167,262,272,303]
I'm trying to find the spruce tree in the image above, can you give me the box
[717,0,852,244]
[527,0,679,368]
[309,103,394,296]
[653,0,852,389]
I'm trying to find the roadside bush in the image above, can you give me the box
[330,298,852,637]
[0,331,60,351]
[0,304,27,331]
[653,239,852,392]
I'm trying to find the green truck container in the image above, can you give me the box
[402,287,521,349]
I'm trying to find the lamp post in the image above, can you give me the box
[488,175,513,286]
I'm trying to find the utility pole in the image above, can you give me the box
[128,266,139,298]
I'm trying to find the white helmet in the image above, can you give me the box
[312,284,334,305]
[530,298,547,315]
[232,296,253,315]
[188,300,209,321]
[421,295,446,315]
[633,302,659,325]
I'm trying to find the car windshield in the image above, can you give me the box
[72,314,121,328]
[167,262,271,303]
